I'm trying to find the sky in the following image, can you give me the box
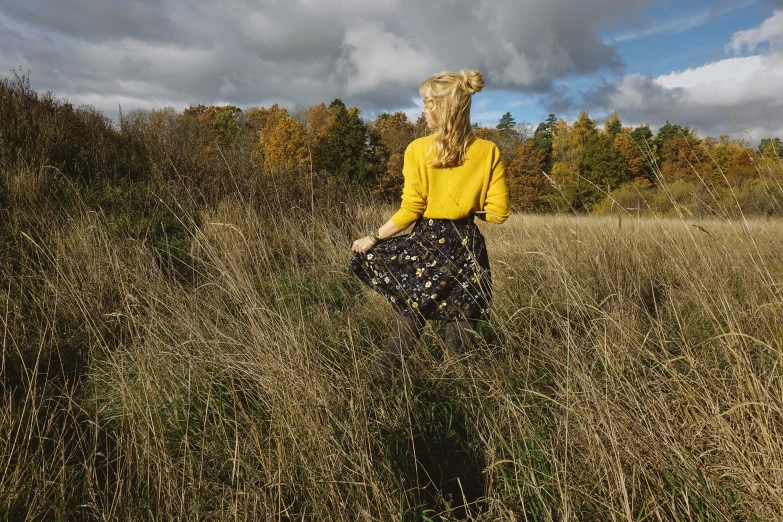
[1,0,782,143]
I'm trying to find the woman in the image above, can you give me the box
[349,68,509,380]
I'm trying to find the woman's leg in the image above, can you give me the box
[373,313,424,381]
[444,320,479,355]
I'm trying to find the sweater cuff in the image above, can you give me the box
[390,208,420,230]
[483,211,506,224]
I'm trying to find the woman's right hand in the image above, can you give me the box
[352,236,376,254]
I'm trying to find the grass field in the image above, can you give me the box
[2,170,783,520]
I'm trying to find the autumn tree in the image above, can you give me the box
[653,121,693,166]
[724,147,757,186]
[505,140,550,211]
[261,111,309,176]
[550,111,598,208]
[183,104,236,155]
[551,119,573,165]
[184,104,222,122]
[546,118,582,210]
[183,104,241,146]
[369,111,415,197]
[413,113,429,138]
[244,107,271,136]
[569,111,597,155]
[251,104,288,165]
[614,129,652,183]
[305,102,332,172]
[700,135,753,186]
[657,136,710,184]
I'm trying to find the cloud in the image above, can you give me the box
[0,0,654,117]
[577,10,783,141]
[0,0,181,43]
[336,23,440,95]
[727,9,783,53]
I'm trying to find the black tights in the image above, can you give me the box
[372,314,479,381]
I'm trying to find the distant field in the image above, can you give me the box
[2,187,783,520]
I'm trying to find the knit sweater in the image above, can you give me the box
[390,134,510,229]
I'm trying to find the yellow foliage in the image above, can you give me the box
[262,114,310,175]
[308,103,331,144]
[568,111,595,156]
[252,105,288,163]
[550,160,580,208]
[551,119,571,164]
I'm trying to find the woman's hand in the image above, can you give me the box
[351,219,403,254]
[352,236,376,254]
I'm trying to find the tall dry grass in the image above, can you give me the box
[2,164,783,520]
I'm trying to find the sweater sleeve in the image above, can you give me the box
[479,146,510,224]
[390,143,427,229]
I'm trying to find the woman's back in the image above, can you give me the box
[349,68,507,380]
[390,134,509,229]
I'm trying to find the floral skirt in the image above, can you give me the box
[348,216,492,321]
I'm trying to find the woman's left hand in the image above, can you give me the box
[352,236,376,254]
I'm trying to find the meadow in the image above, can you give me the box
[3,74,783,520]
[2,160,783,520]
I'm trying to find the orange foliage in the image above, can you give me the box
[659,137,711,184]
[369,112,415,196]
[505,140,549,210]
[613,132,650,183]
[184,104,223,124]
[256,106,309,175]
[707,139,758,186]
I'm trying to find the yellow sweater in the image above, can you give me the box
[390,134,510,229]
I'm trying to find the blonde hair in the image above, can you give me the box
[419,68,484,168]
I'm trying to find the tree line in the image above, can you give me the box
[162,99,783,216]
[2,70,782,217]
[483,111,782,215]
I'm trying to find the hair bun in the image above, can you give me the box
[460,69,484,95]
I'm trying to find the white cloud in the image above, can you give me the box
[336,23,440,95]
[727,8,783,53]
[596,10,783,141]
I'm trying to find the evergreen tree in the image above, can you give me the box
[604,111,622,138]
[321,99,368,184]
[493,112,524,152]
[630,125,653,146]
[533,113,557,171]
[497,112,516,133]
[759,137,783,158]
[581,132,628,208]
[654,121,690,149]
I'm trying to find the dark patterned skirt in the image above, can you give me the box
[348,216,492,321]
